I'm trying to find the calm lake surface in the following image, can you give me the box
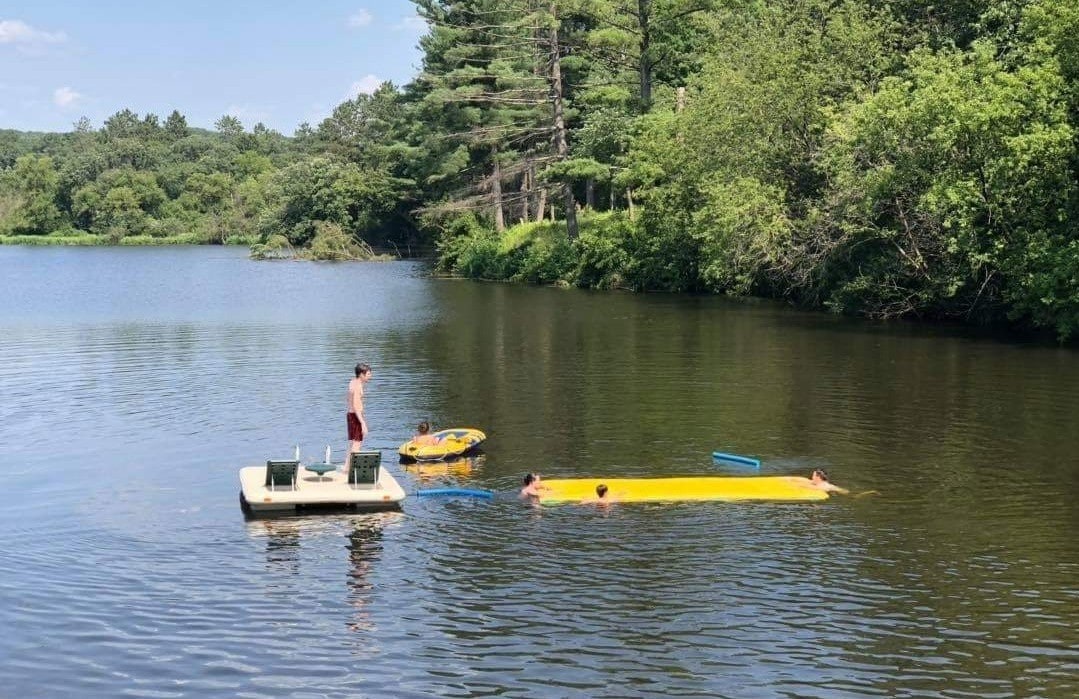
[1,246,1077,698]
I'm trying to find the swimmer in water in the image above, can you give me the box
[804,469,849,494]
[519,472,549,498]
[582,483,619,505]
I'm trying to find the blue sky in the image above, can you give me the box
[0,1,426,134]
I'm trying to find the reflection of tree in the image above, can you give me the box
[346,514,388,633]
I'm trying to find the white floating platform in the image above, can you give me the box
[239,465,406,513]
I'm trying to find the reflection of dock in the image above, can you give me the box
[247,517,304,574]
[244,511,403,636]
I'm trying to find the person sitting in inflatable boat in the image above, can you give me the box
[412,421,441,446]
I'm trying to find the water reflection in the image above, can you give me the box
[245,517,309,574]
[345,513,394,634]
[402,454,484,484]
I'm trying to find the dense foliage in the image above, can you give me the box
[0,107,417,254]
[2,0,1077,338]
[426,0,1079,340]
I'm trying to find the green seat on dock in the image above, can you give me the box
[348,452,380,486]
[265,459,299,491]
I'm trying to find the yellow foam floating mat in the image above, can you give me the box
[539,476,830,504]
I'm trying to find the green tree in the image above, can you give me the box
[180,172,233,213]
[258,157,403,246]
[0,155,64,234]
[822,42,1075,330]
[214,115,245,138]
[72,168,167,235]
[583,0,716,111]
[164,110,190,140]
[317,83,421,180]
[103,109,142,139]
[414,0,582,236]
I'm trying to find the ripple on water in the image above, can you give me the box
[2,249,1079,698]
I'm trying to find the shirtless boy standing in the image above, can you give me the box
[347,363,372,454]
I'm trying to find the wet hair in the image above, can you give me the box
[523,473,538,486]
[596,484,609,498]
[812,469,830,482]
[417,421,430,435]
[355,362,371,377]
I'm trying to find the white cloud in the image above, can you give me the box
[53,86,81,107]
[0,19,67,45]
[393,15,426,32]
[348,74,382,98]
[347,9,373,28]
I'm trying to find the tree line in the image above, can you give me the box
[0,107,412,258]
[1,0,1077,338]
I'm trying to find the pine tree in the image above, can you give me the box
[164,110,189,140]
[412,0,581,238]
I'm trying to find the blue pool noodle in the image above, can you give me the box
[712,452,761,468]
[415,488,494,499]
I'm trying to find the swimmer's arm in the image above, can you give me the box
[825,483,849,495]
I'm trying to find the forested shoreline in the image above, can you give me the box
[2,0,1077,339]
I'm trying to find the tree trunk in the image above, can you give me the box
[585,178,595,209]
[561,185,577,236]
[549,1,578,240]
[491,146,505,232]
[638,0,653,112]
[520,162,532,223]
[676,86,686,113]
[627,187,636,221]
[536,186,547,222]
[609,182,616,210]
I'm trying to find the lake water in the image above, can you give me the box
[1,246,1077,698]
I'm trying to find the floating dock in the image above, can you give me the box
[239,465,406,514]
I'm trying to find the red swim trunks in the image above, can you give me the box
[347,412,364,441]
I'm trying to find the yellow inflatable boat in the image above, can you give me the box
[539,476,830,504]
[398,428,486,463]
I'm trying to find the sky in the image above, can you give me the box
[0,0,426,134]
